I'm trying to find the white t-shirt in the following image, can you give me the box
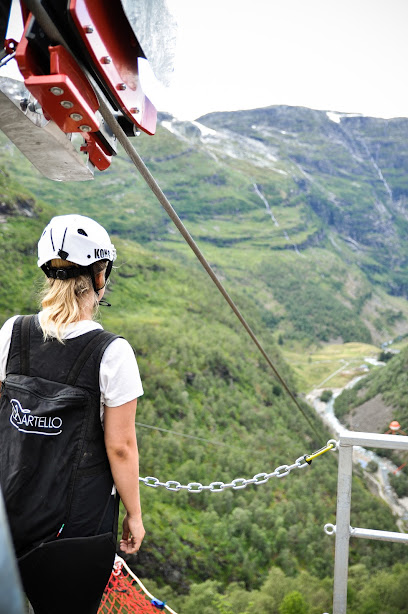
[0,314,144,423]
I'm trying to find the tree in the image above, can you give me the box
[366,461,378,473]
[279,591,308,614]
[320,390,333,403]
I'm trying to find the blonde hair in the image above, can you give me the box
[40,259,108,342]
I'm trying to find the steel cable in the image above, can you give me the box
[95,95,324,445]
[22,0,324,445]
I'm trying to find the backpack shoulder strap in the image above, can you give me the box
[66,331,120,387]
[19,315,34,376]
[5,315,40,377]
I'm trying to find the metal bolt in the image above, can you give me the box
[28,101,41,113]
[50,87,64,96]
[102,56,112,64]
[19,98,29,112]
[117,83,127,91]
[130,107,140,114]
[85,25,94,33]
[79,125,92,132]
[60,100,74,109]
[70,112,83,121]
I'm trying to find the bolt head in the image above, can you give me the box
[50,87,64,96]
[79,125,92,132]
[70,112,83,121]
[102,56,112,64]
[85,25,94,33]
[60,100,74,109]
[19,98,29,112]
[130,107,140,114]
[117,83,127,91]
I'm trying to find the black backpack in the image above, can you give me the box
[0,315,123,613]
[0,315,119,554]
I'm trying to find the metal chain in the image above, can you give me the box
[139,439,339,493]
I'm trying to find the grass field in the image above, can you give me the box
[282,341,383,393]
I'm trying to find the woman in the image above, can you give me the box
[0,214,145,614]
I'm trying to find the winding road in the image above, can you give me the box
[306,382,408,530]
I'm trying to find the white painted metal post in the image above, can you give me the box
[328,431,408,614]
[350,527,408,543]
[333,443,353,614]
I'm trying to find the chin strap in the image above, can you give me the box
[98,298,112,307]
[96,283,111,306]
[90,268,112,308]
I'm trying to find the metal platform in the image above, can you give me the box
[325,430,408,614]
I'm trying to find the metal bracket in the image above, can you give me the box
[0,78,94,181]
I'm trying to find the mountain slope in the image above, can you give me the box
[2,105,408,351]
[0,165,407,613]
[198,106,408,293]
[335,347,408,432]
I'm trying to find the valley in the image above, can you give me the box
[2,103,408,612]
[308,377,408,530]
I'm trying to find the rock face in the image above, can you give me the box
[0,197,36,218]
[144,106,408,343]
[195,106,408,296]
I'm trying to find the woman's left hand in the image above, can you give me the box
[120,512,145,554]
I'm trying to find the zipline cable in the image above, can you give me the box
[135,421,227,446]
[24,0,324,446]
[95,95,324,446]
[106,123,326,445]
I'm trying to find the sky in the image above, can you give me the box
[142,0,408,120]
[3,0,408,121]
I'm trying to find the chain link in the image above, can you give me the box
[139,439,338,493]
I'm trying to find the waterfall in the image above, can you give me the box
[253,183,279,227]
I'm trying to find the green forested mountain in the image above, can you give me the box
[1,105,408,613]
[335,346,408,427]
[3,106,408,349]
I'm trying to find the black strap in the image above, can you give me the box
[66,331,119,386]
[41,264,88,280]
[19,315,33,376]
[12,314,118,385]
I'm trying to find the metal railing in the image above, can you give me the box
[324,430,408,614]
[0,488,25,614]
[3,431,408,614]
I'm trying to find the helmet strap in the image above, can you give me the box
[41,264,87,279]
[89,265,112,307]
[41,262,112,307]
[98,261,113,307]
[98,298,112,307]
[105,260,113,280]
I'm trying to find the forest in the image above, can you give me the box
[1,105,408,613]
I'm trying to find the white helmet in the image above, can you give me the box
[38,214,116,286]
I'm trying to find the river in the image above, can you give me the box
[306,379,408,529]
